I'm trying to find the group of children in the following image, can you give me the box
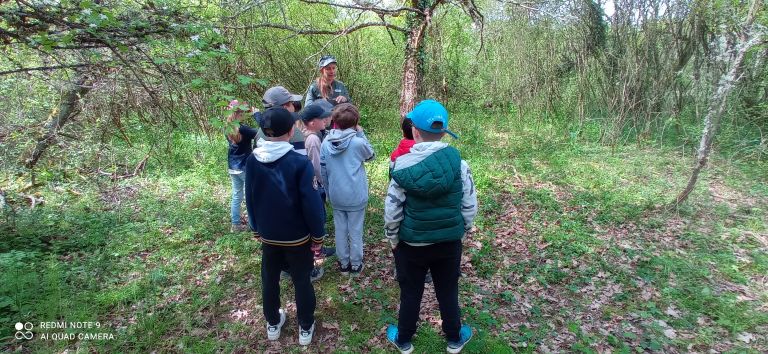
[223,56,478,353]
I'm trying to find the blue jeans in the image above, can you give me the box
[229,171,246,225]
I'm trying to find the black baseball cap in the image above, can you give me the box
[300,104,332,122]
[260,107,296,137]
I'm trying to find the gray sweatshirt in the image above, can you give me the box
[320,128,375,211]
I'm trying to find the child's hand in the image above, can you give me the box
[311,241,322,255]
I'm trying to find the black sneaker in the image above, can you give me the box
[310,267,324,282]
[321,246,336,257]
[338,262,350,275]
[350,263,364,276]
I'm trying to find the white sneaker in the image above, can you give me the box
[266,309,286,341]
[298,321,315,346]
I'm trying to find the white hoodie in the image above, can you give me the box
[253,138,294,163]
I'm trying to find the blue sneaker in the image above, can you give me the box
[446,325,473,353]
[386,324,414,354]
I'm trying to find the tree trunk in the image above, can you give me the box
[673,2,764,206]
[399,0,439,120]
[24,71,92,169]
[399,19,428,119]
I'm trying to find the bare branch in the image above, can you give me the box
[454,0,485,53]
[222,21,407,34]
[302,8,368,65]
[0,64,92,76]
[495,0,564,20]
[299,0,423,16]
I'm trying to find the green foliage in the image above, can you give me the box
[2,104,766,351]
[1,1,768,351]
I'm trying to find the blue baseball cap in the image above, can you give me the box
[405,99,457,139]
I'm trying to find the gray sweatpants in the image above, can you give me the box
[333,208,365,267]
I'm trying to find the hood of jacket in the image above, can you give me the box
[324,128,358,155]
[253,138,294,163]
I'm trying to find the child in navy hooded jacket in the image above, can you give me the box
[320,103,375,275]
[245,107,325,345]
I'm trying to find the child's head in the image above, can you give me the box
[262,86,302,112]
[313,99,335,129]
[406,99,457,142]
[260,107,296,140]
[226,100,249,143]
[401,118,414,140]
[300,104,331,132]
[331,103,359,130]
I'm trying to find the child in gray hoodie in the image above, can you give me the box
[320,103,375,276]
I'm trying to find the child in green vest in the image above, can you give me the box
[389,117,432,284]
[384,100,478,354]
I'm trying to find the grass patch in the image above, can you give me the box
[2,108,767,352]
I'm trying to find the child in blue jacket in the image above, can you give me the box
[245,107,326,346]
[225,100,258,232]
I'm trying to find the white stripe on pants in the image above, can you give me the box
[333,208,365,267]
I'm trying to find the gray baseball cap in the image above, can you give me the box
[262,86,303,108]
[318,55,337,69]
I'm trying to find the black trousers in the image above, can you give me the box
[394,240,462,344]
[261,242,316,330]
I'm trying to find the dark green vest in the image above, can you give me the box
[391,146,465,243]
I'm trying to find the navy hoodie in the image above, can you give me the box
[244,139,325,246]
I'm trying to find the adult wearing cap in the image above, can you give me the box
[305,55,350,107]
[256,86,308,155]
